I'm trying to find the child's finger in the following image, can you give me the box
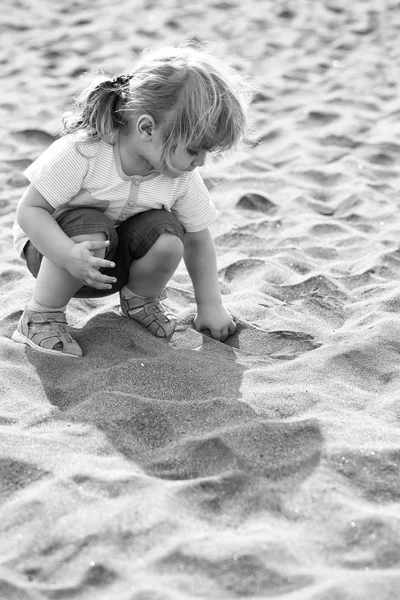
[91,269,117,283]
[220,326,229,342]
[208,326,223,341]
[228,320,237,335]
[92,257,116,270]
[84,270,117,288]
[86,280,115,290]
[86,240,110,250]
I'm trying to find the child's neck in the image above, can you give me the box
[117,132,155,177]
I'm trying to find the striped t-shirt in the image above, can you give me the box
[13,132,218,256]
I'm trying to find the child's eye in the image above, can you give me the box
[187,149,198,157]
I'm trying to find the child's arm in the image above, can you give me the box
[183,228,236,342]
[17,185,116,289]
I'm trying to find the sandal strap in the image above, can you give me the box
[19,310,81,355]
[123,299,170,321]
[27,310,68,326]
[120,289,175,338]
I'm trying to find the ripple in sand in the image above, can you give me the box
[146,418,322,481]
[0,158,32,171]
[262,276,346,326]
[175,472,250,517]
[331,448,400,503]
[380,292,400,313]
[304,246,339,260]
[0,267,26,284]
[263,275,346,303]
[336,516,400,569]
[221,258,266,283]
[320,134,360,149]
[381,248,400,275]
[10,129,58,146]
[365,152,396,166]
[334,194,363,217]
[155,548,313,597]
[309,223,349,236]
[256,125,283,144]
[236,192,276,213]
[293,167,346,187]
[82,562,117,587]
[307,200,334,216]
[0,459,48,498]
[6,172,29,188]
[215,220,283,251]
[215,230,273,251]
[306,109,341,125]
[230,325,322,359]
[337,269,383,291]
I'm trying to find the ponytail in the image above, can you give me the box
[61,75,131,141]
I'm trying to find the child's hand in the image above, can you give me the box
[65,240,117,289]
[194,302,236,342]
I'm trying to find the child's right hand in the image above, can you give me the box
[65,240,117,289]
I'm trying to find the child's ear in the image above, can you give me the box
[137,114,155,140]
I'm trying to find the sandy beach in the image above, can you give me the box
[1,0,400,598]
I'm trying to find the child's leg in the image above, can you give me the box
[14,209,118,357]
[115,210,185,338]
[33,232,108,308]
[125,232,183,297]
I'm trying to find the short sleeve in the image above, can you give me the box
[171,169,218,232]
[23,136,89,209]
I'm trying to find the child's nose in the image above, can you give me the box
[193,150,207,167]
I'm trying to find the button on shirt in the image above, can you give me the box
[13,132,218,256]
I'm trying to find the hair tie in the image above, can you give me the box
[112,74,133,87]
[90,75,132,98]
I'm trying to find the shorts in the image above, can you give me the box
[23,208,185,298]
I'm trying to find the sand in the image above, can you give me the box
[1,0,400,598]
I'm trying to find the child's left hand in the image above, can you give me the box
[194,302,236,342]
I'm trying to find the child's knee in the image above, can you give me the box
[71,231,108,257]
[152,233,183,262]
[71,231,107,243]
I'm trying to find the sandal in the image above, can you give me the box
[12,309,82,358]
[120,288,176,338]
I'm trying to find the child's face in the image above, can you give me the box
[150,128,208,178]
[125,116,208,178]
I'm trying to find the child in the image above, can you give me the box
[12,43,251,358]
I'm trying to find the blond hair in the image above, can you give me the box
[62,43,252,168]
